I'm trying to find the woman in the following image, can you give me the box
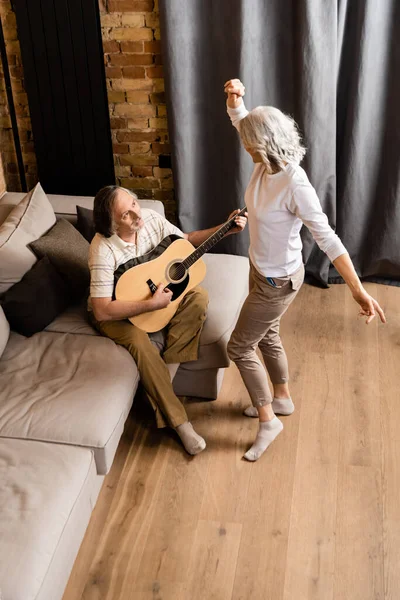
[224,78,386,462]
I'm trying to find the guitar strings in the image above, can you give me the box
[168,209,245,282]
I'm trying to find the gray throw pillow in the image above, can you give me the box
[1,256,73,337]
[76,205,96,243]
[29,219,90,298]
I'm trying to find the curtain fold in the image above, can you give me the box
[159,0,399,285]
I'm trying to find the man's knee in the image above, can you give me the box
[100,320,152,355]
[183,286,209,314]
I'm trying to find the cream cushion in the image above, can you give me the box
[0,331,139,474]
[45,299,99,336]
[0,183,56,293]
[0,198,17,225]
[0,437,99,600]
[0,306,9,358]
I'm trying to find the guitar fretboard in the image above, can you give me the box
[182,207,247,270]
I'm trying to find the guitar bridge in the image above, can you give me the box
[146,279,157,294]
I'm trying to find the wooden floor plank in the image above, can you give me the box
[283,351,342,600]
[80,423,172,600]
[340,283,382,468]
[129,583,187,600]
[333,283,385,600]
[378,285,400,600]
[133,436,210,589]
[230,425,299,600]
[183,519,242,600]
[334,465,384,600]
[198,361,255,524]
[63,416,142,599]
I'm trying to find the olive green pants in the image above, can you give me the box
[90,287,208,428]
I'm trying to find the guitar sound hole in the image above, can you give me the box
[166,275,189,300]
[168,261,186,282]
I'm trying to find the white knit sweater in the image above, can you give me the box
[228,103,347,277]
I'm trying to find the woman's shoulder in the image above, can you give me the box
[285,163,313,189]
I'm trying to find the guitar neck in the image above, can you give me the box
[182,207,247,269]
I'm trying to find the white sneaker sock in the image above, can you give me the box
[175,421,206,455]
[243,417,283,462]
[243,397,295,418]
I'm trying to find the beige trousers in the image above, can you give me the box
[227,262,304,407]
[90,287,208,428]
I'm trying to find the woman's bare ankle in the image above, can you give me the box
[273,383,290,399]
[257,403,275,422]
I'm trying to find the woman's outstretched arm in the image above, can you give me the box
[332,253,386,324]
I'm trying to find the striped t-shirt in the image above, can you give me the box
[88,208,184,307]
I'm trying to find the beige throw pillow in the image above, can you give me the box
[0,306,10,357]
[0,183,56,294]
[0,203,15,226]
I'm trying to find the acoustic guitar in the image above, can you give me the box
[115,207,247,332]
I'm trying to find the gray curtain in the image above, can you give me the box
[159,0,400,286]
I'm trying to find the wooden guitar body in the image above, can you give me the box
[115,238,206,333]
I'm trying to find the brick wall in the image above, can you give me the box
[0,0,176,220]
[100,0,175,219]
[0,0,37,192]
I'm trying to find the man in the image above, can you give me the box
[88,185,247,455]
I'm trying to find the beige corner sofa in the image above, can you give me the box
[0,187,249,600]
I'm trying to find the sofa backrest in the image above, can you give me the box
[0,191,165,227]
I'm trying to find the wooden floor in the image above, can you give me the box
[63,282,400,600]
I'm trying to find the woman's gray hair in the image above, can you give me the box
[239,106,306,173]
[93,185,138,237]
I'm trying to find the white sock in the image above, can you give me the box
[175,421,206,455]
[243,397,295,418]
[166,362,180,382]
[243,417,283,462]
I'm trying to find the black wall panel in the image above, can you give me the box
[13,0,115,195]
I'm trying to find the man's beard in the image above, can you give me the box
[114,217,142,237]
[130,218,142,231]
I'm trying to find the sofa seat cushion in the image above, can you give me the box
[0,438,98,600]
[45,299,99,336]
[0,331,139,474]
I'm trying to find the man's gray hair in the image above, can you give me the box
[93,185,138,238]
[239,106,306,173]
